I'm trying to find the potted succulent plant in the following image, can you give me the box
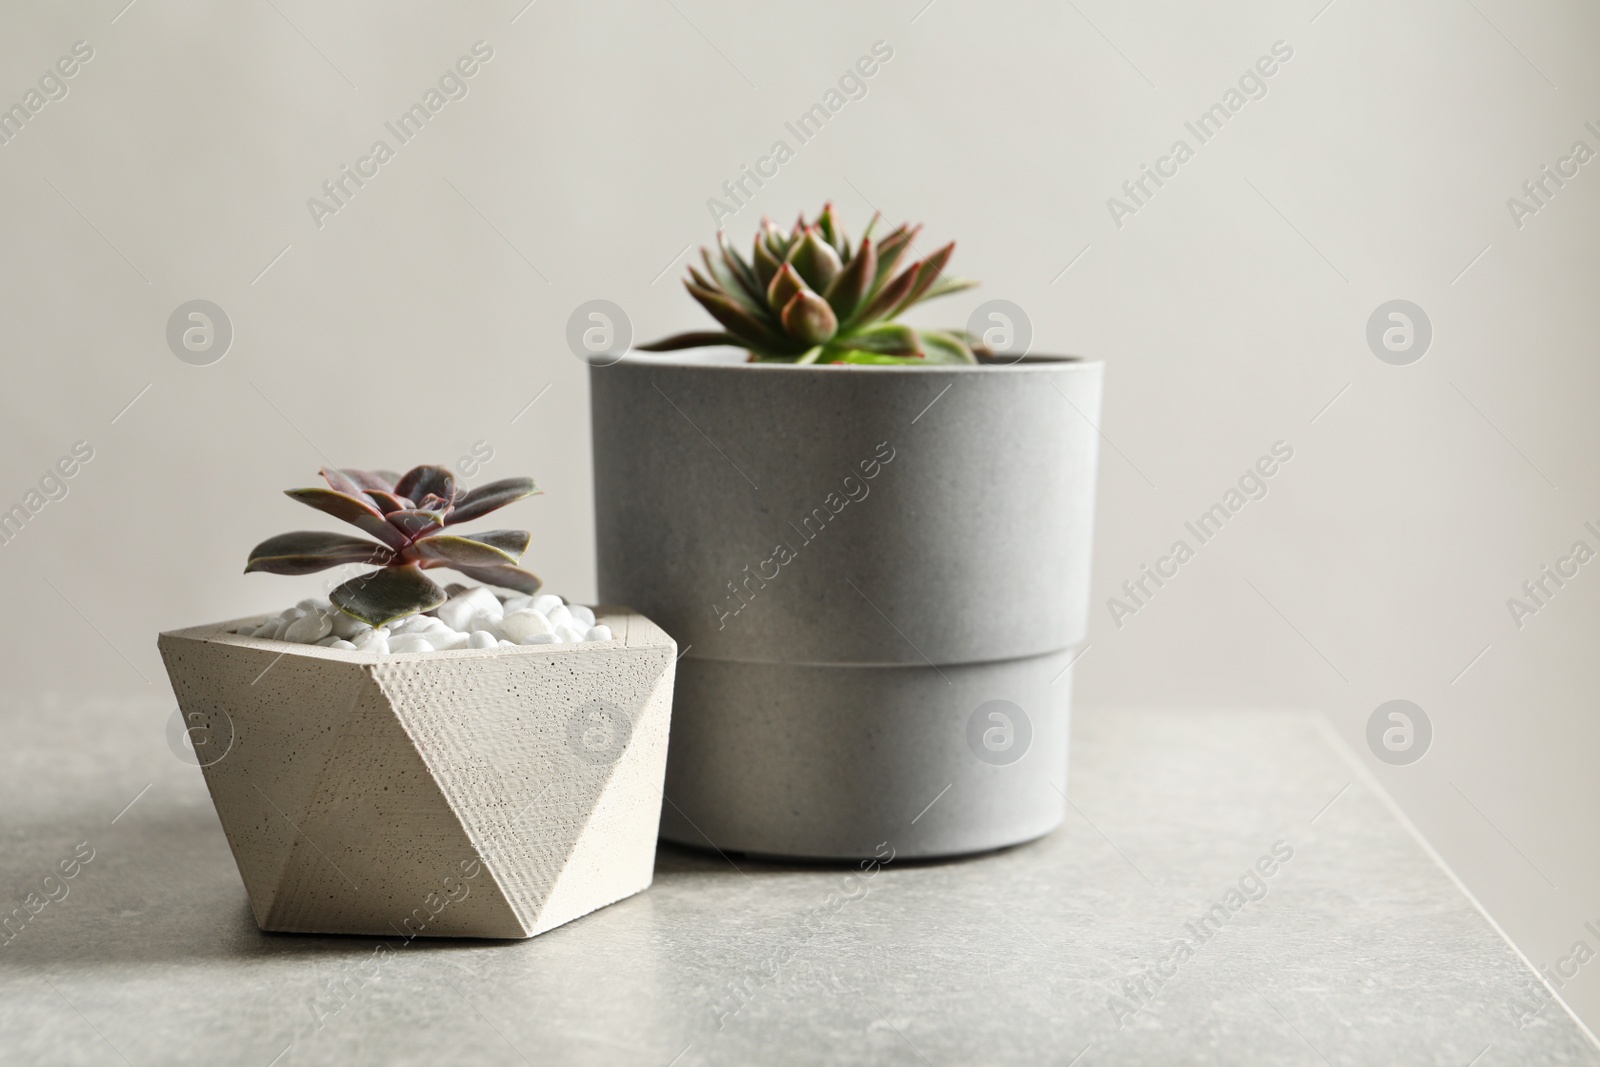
[159,465,677,938]
[591,205,1104,860]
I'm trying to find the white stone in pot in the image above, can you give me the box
[499,609,553,643]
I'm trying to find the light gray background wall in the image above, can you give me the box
[3,0,1597,1034]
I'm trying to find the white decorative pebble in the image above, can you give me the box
[545,605,572,630]
[329,611,370,639]
[352,628,387,652]
[498,639,516,647]
[502,595,533,613]
[315,635,341,647]
[467,630,497,649]
[568,605,596,629]
[389,633,435,653]
[433,630,471,651]
[556,624,587,644]
[531,594,563,615]
[498,609,553,643]
[329,639,358,650]
[367,634,390,656]
[521,633,559,645]
[284,610,333,644]
[585,625,613,642]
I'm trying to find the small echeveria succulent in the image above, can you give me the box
[639,202,978,365]
[245,466,540,627]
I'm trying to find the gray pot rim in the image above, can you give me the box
[612,352,1100,373]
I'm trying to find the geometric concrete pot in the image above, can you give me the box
[157,608,675,938]
[591,356,1102,860]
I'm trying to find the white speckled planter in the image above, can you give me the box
[157,608,675,939]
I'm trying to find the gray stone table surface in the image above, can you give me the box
[1,695,1594,1066]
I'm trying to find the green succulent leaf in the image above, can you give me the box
[894,242,955,314]
[842,322,923,356]
[850,264,919,326]
[245,531,393,575]
[787,227,843,293]
[412,532,524,568]
[285,488,409,549]
[448,478,541,524]
[330,566,446,629]
[918,329,979,365]
[393,466,456,506]
[922,276,980,302]
[446,562,543,596]
[766,262,807,315]
[781,290,839,345]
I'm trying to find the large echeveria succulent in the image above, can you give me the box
[639,202,978,365]
[245,465,540,627]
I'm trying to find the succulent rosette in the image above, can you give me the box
[245,465,540,626]
[640,202,979,365]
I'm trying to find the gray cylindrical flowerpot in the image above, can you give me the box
[590,356,1102,860]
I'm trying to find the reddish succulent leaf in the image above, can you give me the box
[752,236,784,290]
[448,478,541,524]
[873,224,921,290]
[850,265,919,326]
[894,242,955,314]
[387,509,446,540]
[245,531,392,575]
[687,282,794,351]
[412,533,522,568]
[320,467,372,501]
[825,236,876,321]
[636,331,745,352]
[341,468,397,493]
[330,566,445,628]
[285,488,409,549]
[781,290,839,345]
[393,465,456,506]
[716,231,768,307]
[446,562,542,596]
[365,489,408,514]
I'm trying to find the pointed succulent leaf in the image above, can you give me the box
[330,566,446,628]
[365,490,409,515]
[918,329,979,365]
[637,330,746,352]
[285,488,409,549]
[387,509,446,540]
[445,562,542,596]
[715,231,768,307]
[751,238,784,290]
[245,531,392,575]
[816,202,843,253]
[873,224,922,290]
[894,243,955,314]
[447,478,541,524]
[340,468,396,493]
[786,227,843,293]
[842,322,923,356]
[849,263,919,326]
[320,467,373,501]
[766,262,808,315]
[688,282,793,350]
[412,533,523,568]
[702,248,763,314]
[824,236,876,320]
[781,290,839,345]
[393,465,456,506]
[923,276,979,301]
